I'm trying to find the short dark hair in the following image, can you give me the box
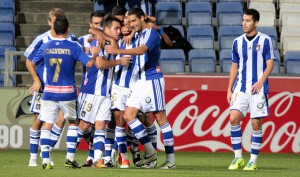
[244,8,260,22]
[54,15,69,35]
[102,14,122,28]
[112,5,127,16]
[90,10,105,22]
[127,7,145,19]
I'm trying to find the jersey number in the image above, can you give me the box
[49,58,62,82]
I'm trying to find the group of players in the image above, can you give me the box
[23,0,275,171]
[24,3,175,170]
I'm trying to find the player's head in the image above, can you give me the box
[54,15,69,35]
[243,9,260,34]
[90,10,105,30]
[103,14,122,40]
[48,8,65,28]
[127,8,146,32]
[121,11,131,36]
[112,5,127,22]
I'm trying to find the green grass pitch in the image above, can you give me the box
[0,150,299,177]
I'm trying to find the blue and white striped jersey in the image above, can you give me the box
[136,28,163,81]
[128,0,157,16]
[32,38,91,101]
[24,30,77,88]
[80,40,115,96]
[78,34,92,48]
[113,38,139,89]
[232,32,274,94]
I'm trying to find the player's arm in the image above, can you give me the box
[105,44,148,55]
[95,55,132,70]
[89,28,118,49]
[227,40,239,103]
[26,58,42,94]
[77,46,100,68]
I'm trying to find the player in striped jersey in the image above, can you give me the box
[77,10,105,168]
[31,15,99,170]
[77,15,131,168]
[24,8,77,167]
[110,12,140,168]
[78,10,105,55]
[105,8,175,169]
[227,9,274,171]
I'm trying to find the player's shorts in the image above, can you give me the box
[230,91,269,118]
[29,92,42,114]
[111,84,131,111]
[77,93,111,124]
[39,100,77,123]
[126,77,165,113]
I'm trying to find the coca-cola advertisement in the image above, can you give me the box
[157,90,300,153]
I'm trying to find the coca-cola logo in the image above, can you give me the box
[156,91,300,153]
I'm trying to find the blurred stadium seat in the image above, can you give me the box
[187,26,214,49]
[156,2,182,25]
[189,49,216,73]
[186,2,212,27]
[284,51,300,74]
[219,49,232,73]
[160,49,185,73]
[0,23,15,46]
[216,2,243,27]
[218,26,243,51]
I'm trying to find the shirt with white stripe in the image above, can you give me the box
[80,40,115,96]
[232,32,274,94]
[113,38,139,89]
[136,28,163,81]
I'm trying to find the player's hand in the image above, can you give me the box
[148,22,159,30]
[145,15,156,23]
[96,35,105,49]
[87,35,96,43]
[227,90,232,104]
[105,45,118,55]
[252,81,263,94]
[90,46,100,57]
[123,34,133,45]
[29,79,42,94]
[120,55,132,66]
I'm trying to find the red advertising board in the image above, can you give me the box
[79,75,300,153]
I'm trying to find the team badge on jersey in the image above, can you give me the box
[81,110,86,117]
[255,44,260,51]
[257,102,265,109]
[36,104,41,110]
[145,97,151,103]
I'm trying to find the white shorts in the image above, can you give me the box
[39,100,77,123]
[230,91,269,118]
[29,92,42,114]
[111,84,131,111]
[77,93,111,124]
[126,78,165,113]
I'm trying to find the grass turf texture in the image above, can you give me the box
[0,150,299,177]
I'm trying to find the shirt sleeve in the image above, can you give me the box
[232,39,239,63]
[140,28,160,51]
[74,43,91,66]
[263,37,274,60]
[32,43,46,66]
[24,39,44,61]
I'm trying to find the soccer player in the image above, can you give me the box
[110,12,140,168]
[105,8,176,169]
[77,10,105,167]
[31,15,100,169]
[77,15,131,169]
[25,8,77,167]
[78,10,105,55]
[227,9,274,170]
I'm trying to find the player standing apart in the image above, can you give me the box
[227,9,274,170]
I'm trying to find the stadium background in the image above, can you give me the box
[1,0,300,155]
